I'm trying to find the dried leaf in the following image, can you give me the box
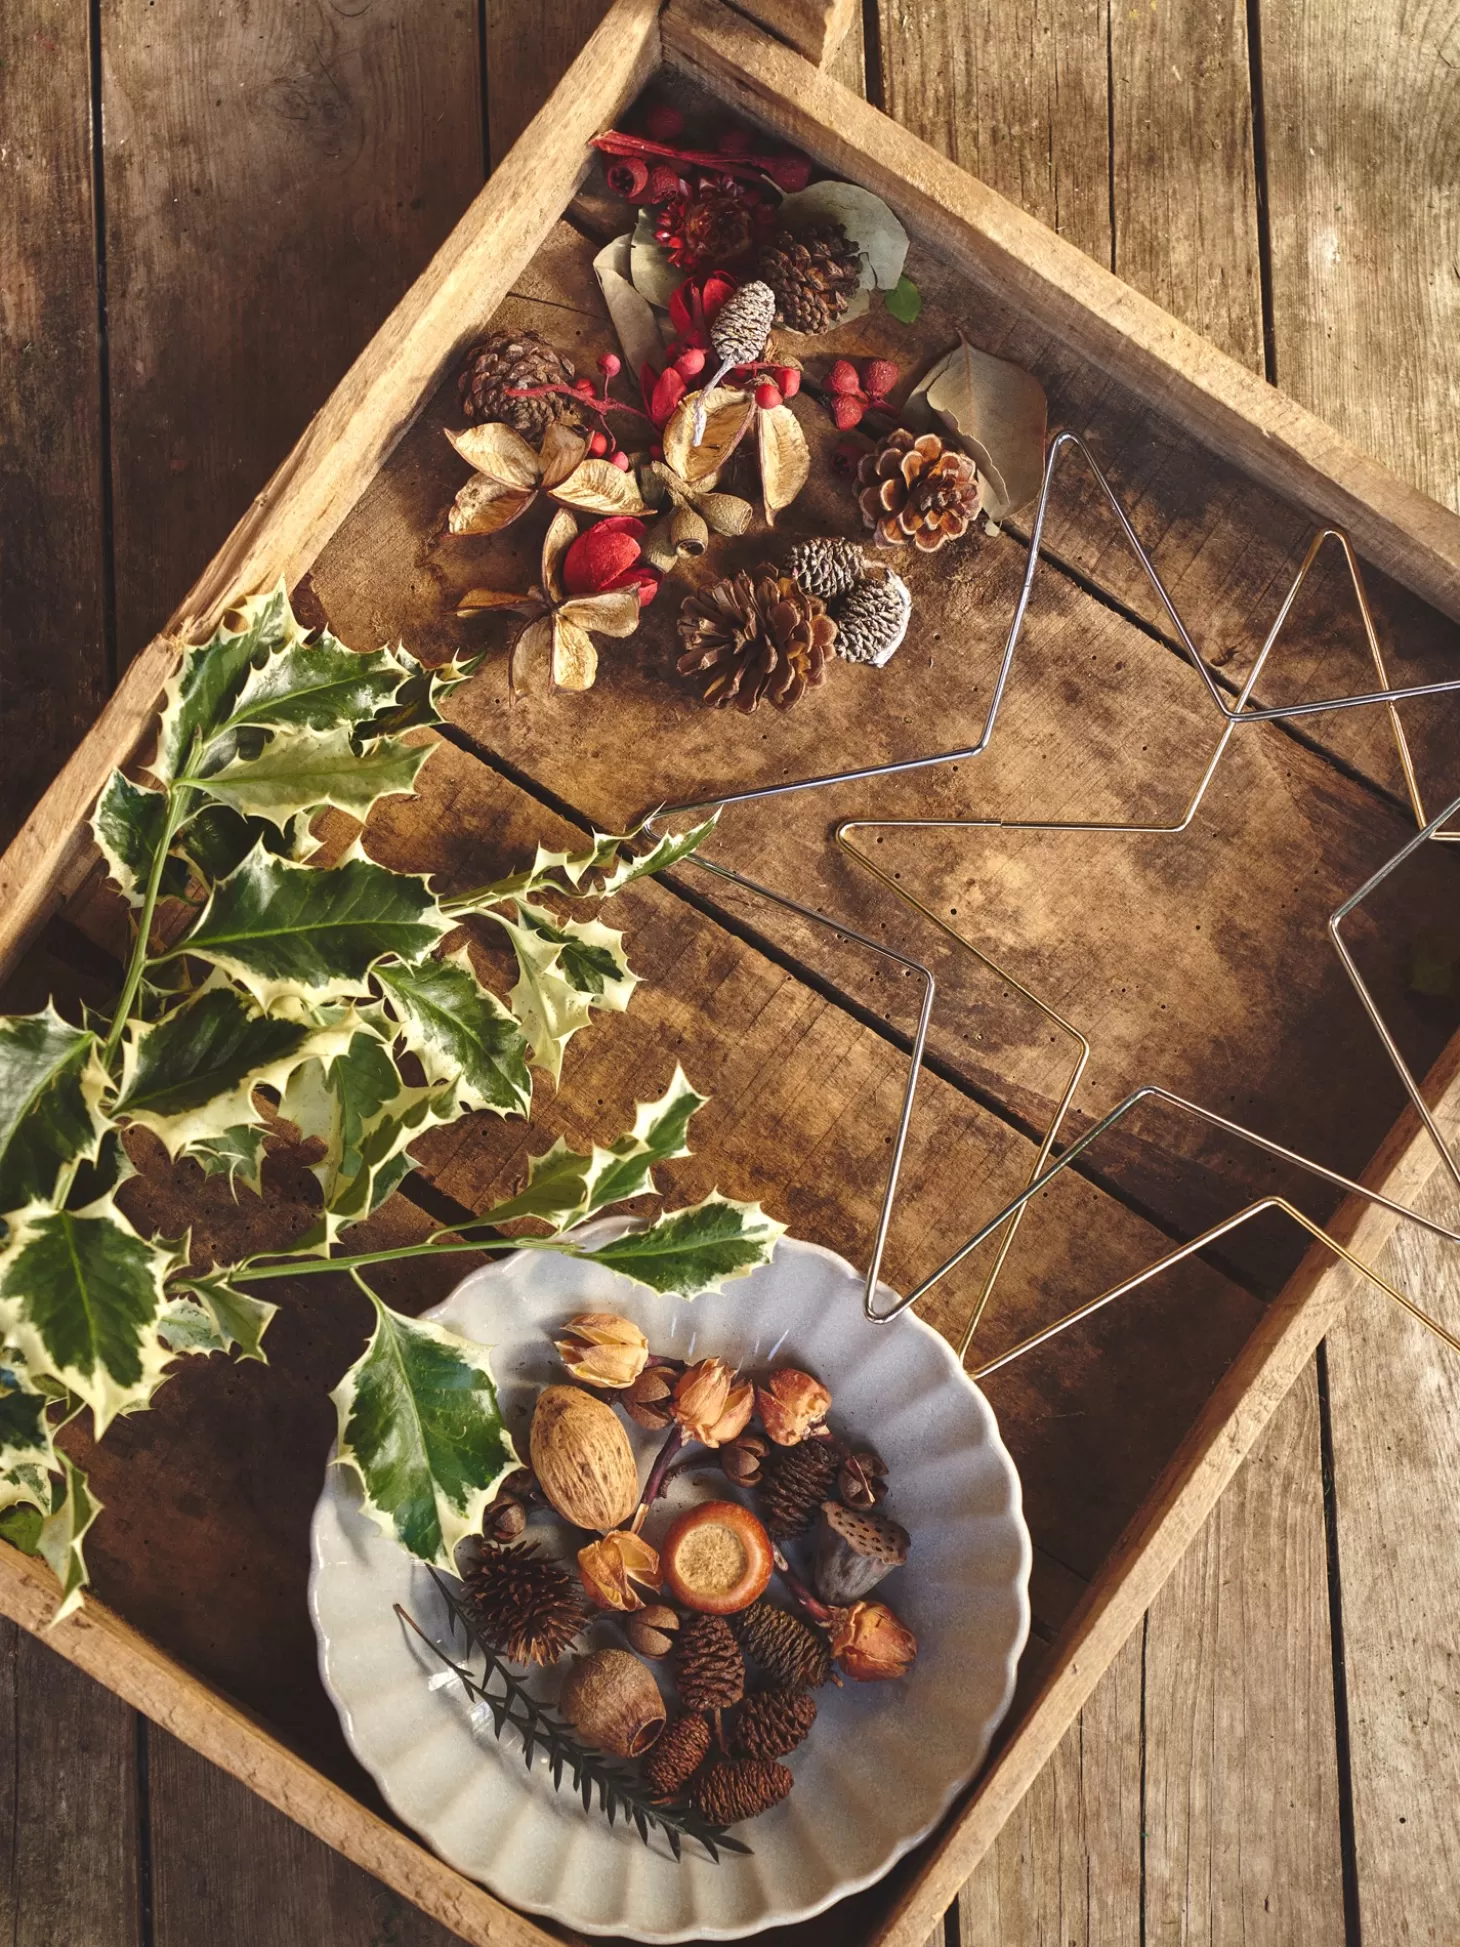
[538,422,591,492]
[557,589,643,639]
[775,182,910,289]
[456,587,535,619]
[448,477,537,537]
[540,507,581,598]
[510,615,556,695]
[663,388,754,485]
[756,403,810,525]
[628,208,683,309]
[552,458,648,517]
[910,336,1048,521]
[594,234,666,377]
[446,422,541,488]
[550,615,600,691]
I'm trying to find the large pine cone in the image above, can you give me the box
[759,1434,839,1538]
[644,1713,711,1800]
[858,428,982,550]
[458,329,579,443]
[734,1599,832,1690]
[677,566,836,712]
[758,222,862,333]
[732,1686,817,1760]
[693,1757,794,1825]
[676,1613,746,1711]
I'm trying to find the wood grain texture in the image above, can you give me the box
[0,0,110,852]
[0,1620,143,1947]
[484,0,613,163]
[733,0,858,66]
[1262,0,1460,513]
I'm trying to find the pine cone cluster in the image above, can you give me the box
[675,1612,746,1710]
[643,1712,712,1800]
[787,541,912,668]
[758,222,863,333]
[694,1757,794,1825]
[760,1435,839,1538]
[462,1542,589,1667]
[732,1686,817,1760]
[858,428,983,551]
[677,566,837,712]
[735,1598,833,1689]
[457,329,580,444]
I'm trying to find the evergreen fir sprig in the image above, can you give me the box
[394,1570,749,1863]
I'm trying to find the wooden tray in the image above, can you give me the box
[4,3,1460,1944]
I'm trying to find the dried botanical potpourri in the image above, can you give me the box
[401,1311,919,1857]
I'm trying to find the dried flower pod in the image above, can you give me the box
[462,1542,590,1667]
[812,1500,910,1605]
[673,1358,755,1447]
[734,1598,831,1689]
[661,1500,773,1615]
[626,1603,681,1660]
[560,1647,667,1757]
[482,1497,527,1544]
[675,1611,746,1711]
[731,1686,817,1760]
[578,1529,662,1612]
[693,1756,793,1825]
[529,1385,639,1532]
[837,1448,888,1511]
[625,1365,676,1430]
[553,1313,649,1389]
[644,1712,711,1800]
[722,1431,770,1489]
[495,1465,540,1505]
[754,1367,831,1446]
[759,1436,839,1538]
[831,1600,918,1681]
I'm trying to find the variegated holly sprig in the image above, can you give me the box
[0,585,776,1616]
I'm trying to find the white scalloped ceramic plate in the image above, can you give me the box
[309,1224,1031,1942]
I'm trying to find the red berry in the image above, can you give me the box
[828,359,862,395]
[754,380,783,411]
[610,449,632,471]
[588,430,609,456]
[766,154,812,192]
[776,366,802,399]
[861,357,899,401]
[717,127,753,154]
[644,104,685,142]
[597,351,621,379]
[674,346,707,378]
[832,394,866,430]
[573,377,596,397]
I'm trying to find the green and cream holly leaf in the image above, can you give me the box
[513,903,637,1012]
[169,849,450,1008]
[449,812,717,911]
[30,1453,100,1622]
[218,629,426,737]
[576,1194,786,1298]
[155,585,302,782]
[92,771,169,906]
[0,1372,56,1515]
[200,725,432,831]
[0,1200,180,1431]
[375,950,531,1119]
[365,650,482,738]
[184,1123,266,1197]
[0,1007,107,1216]
[158,1279,277,1363]
[494,915,597,1086]
[332,1297,516,1568]
[112,981,361,1154]
[587,813,720,898]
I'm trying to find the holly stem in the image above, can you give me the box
[631,1424,685,1534]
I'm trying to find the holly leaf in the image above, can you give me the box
[376,950,532,1119]
[23,1453,101,1623]
[511,903,636,1012]
[589,814,719,897]
[576,1194,786,1298]
[366,652,480,738]
[0,1200,178,1431]
[171,850,449,1008]
[0,1376,56,1514]
[220,631,422,736]
[184,1123,266,1197]
[92,772,169,906]
[331,1297,517,1568]
[201,725,432,831]
[156,585,301,782]
[0,1008,106,1217]
[170,1274,277,1362]
[493,914,597,1085]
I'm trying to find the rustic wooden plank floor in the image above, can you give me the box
[3,1,1458,1942]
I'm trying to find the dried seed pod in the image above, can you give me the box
[482,1497,527,1544]
[812,1500,910,1605]
[759,1436,839,1538]
[625,1366,676,1431]
[529,1385,639,1532]
[693,1756,793,1825]
[672,1358,755,1447]
[553,1313,649,1389]
[722,1431,770,1489]
[578,1529,661,1612]
[731,1686,817,1760]
[462,1542,590,1667]
[560,1648,667,1757]
[837,1448,888,1511]
[660,1500,772,1615]
[626,1604,681,1660]
[831,1599,918,1681]
[644,1712,711,1800]
[754,1367,831,1446]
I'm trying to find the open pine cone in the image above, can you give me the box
[857,428,982,551]
[677,566,837,712]
[758,222,862,333]
[458,329,580,444]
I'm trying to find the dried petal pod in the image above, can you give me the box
[812,1500,910,1604]
[675,1611,746,1710]
[644,1712,711,1800]
[626,1603,681,1660]
[578,1529,661,1612]
[553,1313,649,1389]
[673,1358,755,1447]
[693,1756,793,1825]
[837,1447,888,1511]
[482,1497,527,1544]
[560,1647,667,1756]
[529,1385,639,1532]
[831,1600,918,1681]
[625,1365,676,1430]
[731,1686,817,1760]
[754,1367,831,1446]
[722,1431,770,1489]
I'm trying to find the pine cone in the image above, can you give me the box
[858,428,982,551]
[787,536,867,601]
[677,566,836,712]
[710,280,777,370]
[675,1612,746,1711]
[734,1599,832,1689]
[758,223,862,333]
[462,1542,590,1667]
[458,329,579,444]
[732,1686,817,1760]
[655,183,773,270]
[759,1434,839,1538]
[833,567,913,667]
[643,1713,712,1800]
[694,1757,794,1825]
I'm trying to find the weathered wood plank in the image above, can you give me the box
[0,0,110,852]
[485,0,614,164]
[0,1620,143,1947]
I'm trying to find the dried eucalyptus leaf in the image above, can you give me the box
[756,403,811,525]
[775,182,910,289]
[594,233,666,377]
[922,335,1048,520]
[628,208,682,310]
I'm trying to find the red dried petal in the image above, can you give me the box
[649,365,688,427]
[607,564,662,607]
[563,526,645,595]
[861,358,899,401]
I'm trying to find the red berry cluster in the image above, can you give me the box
[825,358,900,431]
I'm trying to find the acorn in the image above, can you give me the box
[559,1648,667,1757]
[812,1500,910,1605]
[529,1386,639,1532]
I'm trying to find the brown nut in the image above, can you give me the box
[529,1385,639,1532]
[626,1604,681,1659]
[560,1648,667,1757]
[837,1448,887,1511]
[482,1497,527,1544]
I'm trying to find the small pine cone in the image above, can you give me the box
[676,1612,746,1711]
[787,536,867,601]
[709,279,777,369]
[677,566,836,713]
[832,567,913,667]
[695,1756,794,1826]
[458,329,579,443]
[758,223,862,333]
[734,1599,833,1690]
[732,1686,817,1760]
[760,1435,839,1538]
[643,1713,712,1800]
[858,428,982,551]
